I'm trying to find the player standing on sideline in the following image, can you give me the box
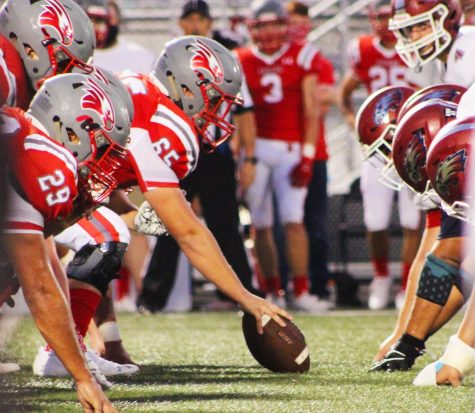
[338,0,421,310]
[286,1,337,304]
[236,0,327,312]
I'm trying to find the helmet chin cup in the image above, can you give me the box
[379,160,404,191]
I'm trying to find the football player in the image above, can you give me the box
[414,114,475,386]
[234,0,329,312]
[59,36,291,338]
[2,72,129,411]
[339,0,421,310]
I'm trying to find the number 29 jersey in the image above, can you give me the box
[235,42,318,142]
[348,34,408,93]
[3,107,78,234]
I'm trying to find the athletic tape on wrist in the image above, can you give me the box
[440,335,475,376]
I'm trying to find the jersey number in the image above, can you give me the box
[261,73,283,103]
[369,66,406,92]
[153,137,180,166]
[38,170,70,206]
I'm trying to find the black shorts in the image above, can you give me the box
[438,211,463,240]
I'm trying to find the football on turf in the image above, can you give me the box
[241,312,310,373]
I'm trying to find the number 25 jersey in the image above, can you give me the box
[348,34,408,93]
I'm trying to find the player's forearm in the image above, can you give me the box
[5,234,92,383]
[20,267,92,382]
[302,75,319,147]
[176,225,248,302]
[234,111,256,158]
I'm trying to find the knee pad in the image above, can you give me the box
[416,254,459,306]
[66,242,127,295]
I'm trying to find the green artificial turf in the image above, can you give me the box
[0,311,473,412]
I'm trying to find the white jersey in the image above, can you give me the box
[456,83,475,119]
[442,26,475,87]
[54,206,130,252]
[405,60,444,88]
[92,37,156,74]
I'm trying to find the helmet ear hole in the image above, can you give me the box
[66,127,80,144]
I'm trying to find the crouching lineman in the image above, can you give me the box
[413,94,475,386]
[57,35,291,352]
[2,72,131,411]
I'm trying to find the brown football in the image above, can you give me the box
[241,312,310,373]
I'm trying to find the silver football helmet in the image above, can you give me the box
[28,73,130,204]
[0,0,95,89]
[152,35,243,151]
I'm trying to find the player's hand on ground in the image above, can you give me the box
[370,339,424,372]
[76,379,117,413]
[374,332,401,362]
[436,364,463,387]
[240,293,293,335]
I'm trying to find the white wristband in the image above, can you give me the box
[440,335,475,376]
[302,143,316,159]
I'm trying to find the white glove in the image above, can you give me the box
[133,201,169,236]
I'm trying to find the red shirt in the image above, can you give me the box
[3,107,78,233]
[348,35,407,94]
[311,50,335,161]
[0,35,32,109]
[236,42,317,142]
[117,73,200,192]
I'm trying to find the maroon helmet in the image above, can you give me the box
[397,83,467,123]
[356,85,414,189]
[427,117,475,222]
[389,0,462,68]
[369,0,396,44]
[392,98,458,195]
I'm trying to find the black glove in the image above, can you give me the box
[370,334,425,372]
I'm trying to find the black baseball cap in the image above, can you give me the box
[180,0,212,19]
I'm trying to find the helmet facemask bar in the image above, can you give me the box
[78,125,128,205]
[194,76,243,153]
[440,198,473,223]
[389,4,451,68]
[39,28,94,89]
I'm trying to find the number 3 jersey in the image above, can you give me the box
[348,34,408,93]
[235,42,320,143]
[2,107,78,234]
[115,72,200,191]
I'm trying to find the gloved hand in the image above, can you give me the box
[134,201,169,236]
[290,156,314,187]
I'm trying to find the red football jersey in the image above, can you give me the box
[348,35,408,94]
[116,72,200,192]
[0,34,31,109]
[3,107,78,234]
[236,42,319,142]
